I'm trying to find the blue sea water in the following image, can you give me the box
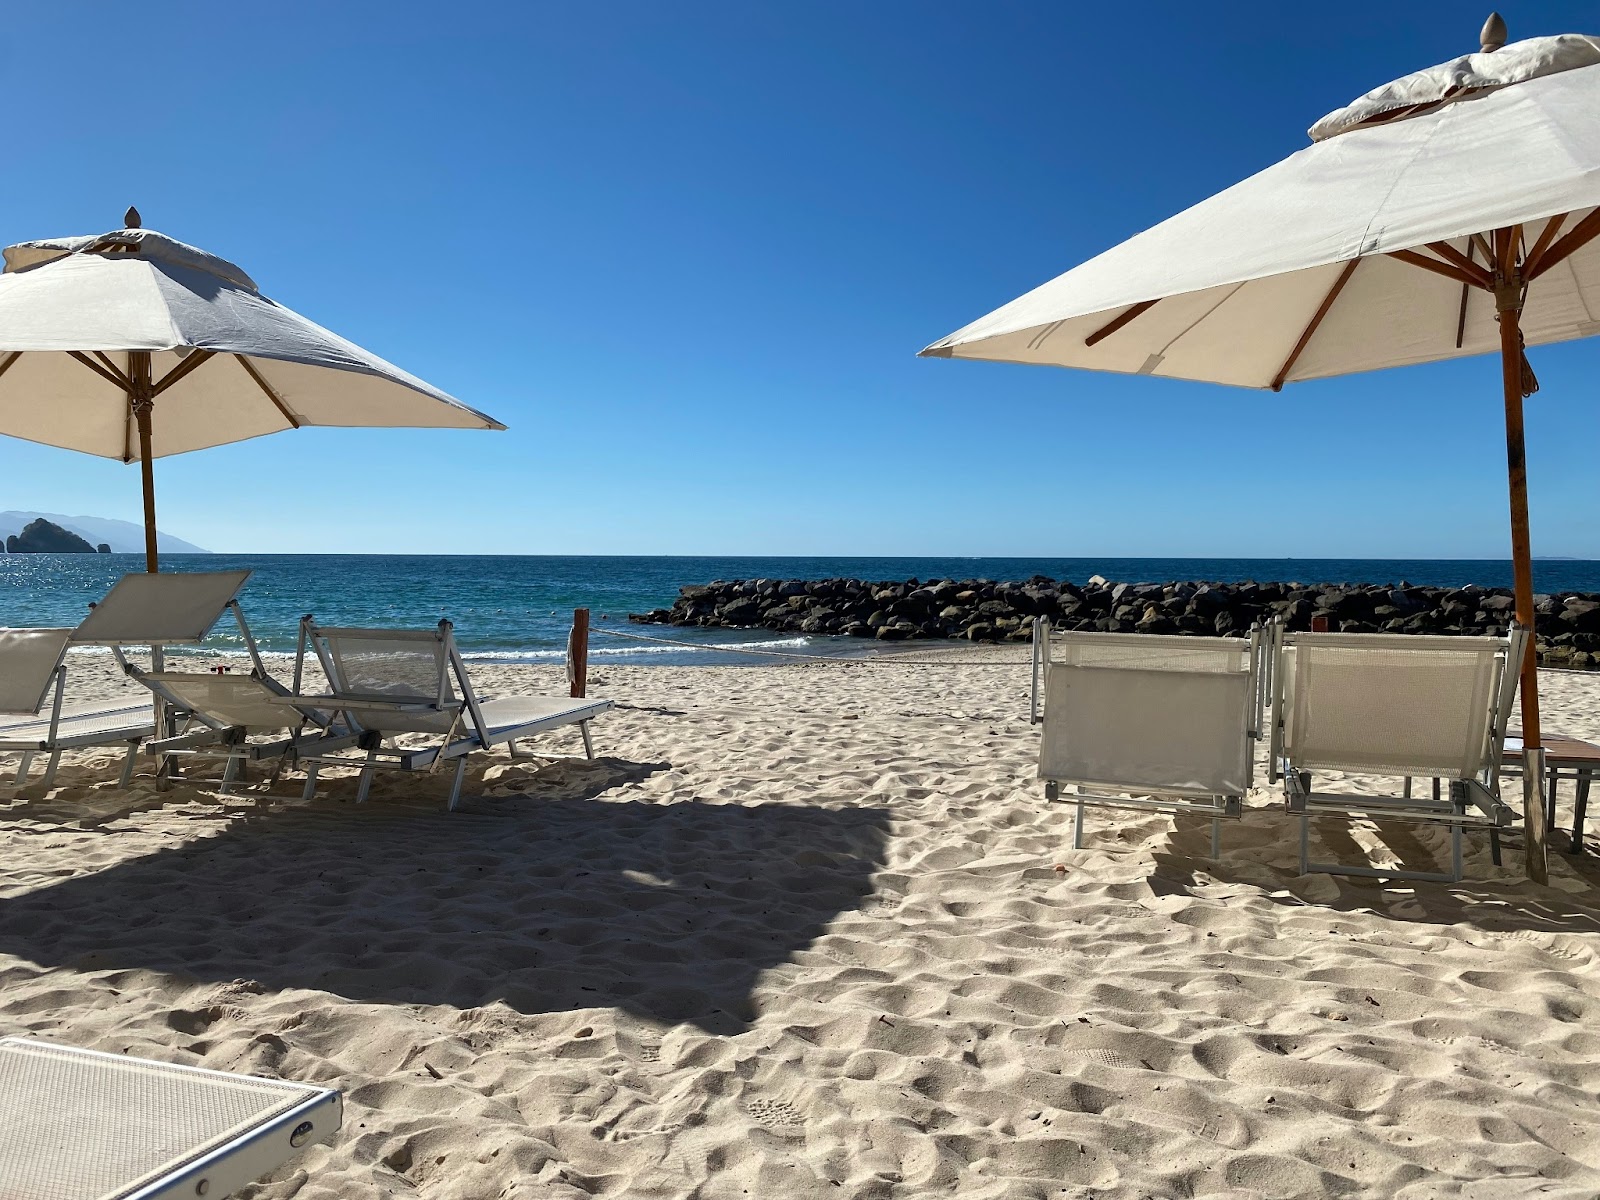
[3,553,1598,666]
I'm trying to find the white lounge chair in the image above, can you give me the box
[1268,625,1527,882]
[71,569,350,788]
[0,628,152,788]
[1032,620,1265,857]
[0,1036,339,1200]
[288,617,613,810]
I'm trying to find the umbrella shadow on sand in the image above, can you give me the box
[0,757,890,1034]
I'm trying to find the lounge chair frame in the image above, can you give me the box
[1032,619,1266,857]
[289,616,611,810]
[0,1036,340,1200]
[0,627,152,790]
[1267,624,1527,882]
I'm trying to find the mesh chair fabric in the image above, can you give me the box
[1052,632,1249,674]
[1040,665,1254,795]
[0,1037,319,1200]
[71,571,250,645]
[1285,636,1500,778]
[0,628,71,714]
[323,634,455,703]
[146,672,296,732]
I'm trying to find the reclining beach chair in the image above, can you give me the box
[0,628,152,788]
[72,570,353,788]
[0,1036,339,1200]
[288,616,613,810]
[1031,620,1265,857]
[1268,625,1526,882]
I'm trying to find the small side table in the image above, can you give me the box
[1502,732,1600,855]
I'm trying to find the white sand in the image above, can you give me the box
[4,651,1600,1198]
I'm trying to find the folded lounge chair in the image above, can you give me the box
[288,617,613,810]
[0,628,152,788]
[1032,621,1265,857]
[0,1036,339,1200]
[1268,625,1527,882]
[72,570,353,788]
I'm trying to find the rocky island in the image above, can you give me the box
[3,518,101,554]
[632,576,1600,668]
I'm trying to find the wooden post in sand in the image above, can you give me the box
[568,608,590,699]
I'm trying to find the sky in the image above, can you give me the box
[0,1,1596,559]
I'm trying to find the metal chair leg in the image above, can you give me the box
[301,763,320,802]
[355,748,378,804]
[15,752,34,783]
[40,749,62,789]
[1573,774,1591,855]
[580,721,595,760]
[1490,827,1503,867]
[447,757,468,811]
[1072,796,1087,850]
[118,743,137,788]
[221,755,240,794]
[1210,817,1221,860]
[1299,814,1311,875]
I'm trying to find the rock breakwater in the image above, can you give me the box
[630,576,1600,668]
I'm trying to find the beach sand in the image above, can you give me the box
[4,650,1600,1198]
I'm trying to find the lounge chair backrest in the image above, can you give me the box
[1040,631,1257,796]
[309,624,466,736]
[72,571,252,646]
[142,672,298,733]
[317,628,457,704]
[1280,632,1507,779]
[0,629,72,715]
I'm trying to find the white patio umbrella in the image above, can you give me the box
[0,209,504,569]
[921,16,1600,882]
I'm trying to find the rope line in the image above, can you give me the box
[587,625,1023,666]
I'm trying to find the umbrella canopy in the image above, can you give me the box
[0,214,504,565]
[920,18,1600,883]
[920,38,1600,385]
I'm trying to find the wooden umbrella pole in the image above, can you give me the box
[1494,227,1548,884]
[129,350,158,573]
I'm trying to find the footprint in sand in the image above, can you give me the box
[744,1097,806,1136]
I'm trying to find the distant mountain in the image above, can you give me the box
[0,511,208,554]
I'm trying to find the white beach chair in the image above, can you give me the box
[0,628,152,788]
[0,1036,340,1200]
[288,616,613,810]
[1032,621,1265,857]
[71,570,352,788]
[1268,625,1526,882]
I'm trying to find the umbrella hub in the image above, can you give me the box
[1,227,259,292]
[1310,25,1600,142]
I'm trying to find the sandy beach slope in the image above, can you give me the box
[4,650,1600,1198]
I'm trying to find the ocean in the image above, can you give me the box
[4,553,1598,666]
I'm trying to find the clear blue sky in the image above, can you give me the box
[2,1,1595,558]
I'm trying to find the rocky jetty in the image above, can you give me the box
[631,576,1600,668]
[4,518,96,554]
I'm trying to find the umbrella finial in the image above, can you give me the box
[123,206,141,229]
[1480,12,1507,52]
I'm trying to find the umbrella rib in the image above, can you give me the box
[1387,248,1482,289]
[150,349,216,397]
[233,355,303,429]
[1521,213,1568,277]
[1084,300,1159,347]
[1270,259,1360,391]
[0,351,20,382]
[1525,208,1600,281]
[92,351,131,388]
[67,351,132,391]
[1423,241,1492,290]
